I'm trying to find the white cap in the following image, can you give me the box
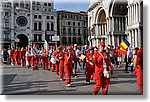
[74,44,77,47]
[94,48,97,51]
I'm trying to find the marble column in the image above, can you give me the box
[118,17,121,31]
[132,30,135,48]
[135,29,138,47]
[134,4,136,24]
[105,23,107,35]
[129,6,131,25]
[99,24,101,35]
[112,17,114,31]
[131,5,133,25]
[139,3,141,22]
[98,24,100,36]
[107,18,109,32]
[95,24,98,36]
[138,28,142,47]
[101,24,103,35]
[136,3,139,23]
[128,7,130,25]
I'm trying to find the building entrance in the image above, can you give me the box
[16,34,28,48]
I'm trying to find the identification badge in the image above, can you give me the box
[103,63,107,68]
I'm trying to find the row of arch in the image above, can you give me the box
[89,0,143,47]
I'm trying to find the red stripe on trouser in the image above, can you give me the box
[11,58,15,64]
[41,57,49,69]
[55,63,59,75]
[26,57,31,66]
[64,64,72,85]
[31,56,39,69]
[59,64,64,79]
[86,66,94,82]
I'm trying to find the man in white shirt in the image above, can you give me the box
[31,43,39,70]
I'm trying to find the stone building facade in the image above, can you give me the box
[57,10,88,46]
[0,0,57,48]
[88,0,143,48]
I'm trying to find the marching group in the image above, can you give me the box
[1,42,143,95]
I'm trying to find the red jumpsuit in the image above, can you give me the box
[10,49,15,65]
[134,48,143,94]
[41,50,49,70]
[14,50,21,65]
[86,52,95,82]
[58,51,64,79]
[64,52,74,85]
[93,51,110,95]
[20,49,26,66]
[31,48,39,70]
[55,51,59,75]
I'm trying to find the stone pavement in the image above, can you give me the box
[0,63,140,95]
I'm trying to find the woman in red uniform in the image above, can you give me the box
[10,47,15,66]
[14,48,21,66]
[20,47,26,66]
[117,46,122,68]
[64,46,74,87]
[132,47,143,95]
[93,42,111,95]
[86,47,95,84]
[58,46,64,80]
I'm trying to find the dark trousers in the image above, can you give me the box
[125,57,133,72]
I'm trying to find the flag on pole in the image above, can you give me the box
[44,40,49,56]
[120,47,127,55]
[119,39,130,55]
[120,39,130,50]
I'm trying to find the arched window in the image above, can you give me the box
[51,23,54,31]
[39,22,42,30]
[47,23,50,31]
[34,22,37,30]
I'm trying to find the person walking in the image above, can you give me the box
[132,47,143,95]
[86,47,95,84]
[64,46,74,87]
[93,42,111,95]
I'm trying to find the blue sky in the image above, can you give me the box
[54,0,90,12]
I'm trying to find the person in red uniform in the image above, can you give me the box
[14,48,21,66]
[58,46,64,80]
[117,46,122,68]
[132,47,143,95]
[86,47,95,84]
[31,43,39,70]
[55,50,60,76]
[93,42,111,95]
[20,47,26,66]
[40,47,49,70]
[64,46,74,87]
[10,47,15,66]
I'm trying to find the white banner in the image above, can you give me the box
[52,36,59,41]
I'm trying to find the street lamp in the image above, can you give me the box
[15,37,20,48]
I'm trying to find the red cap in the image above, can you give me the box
[67,46,73,50]
[58,46,62,50]
[98,42,105,47]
